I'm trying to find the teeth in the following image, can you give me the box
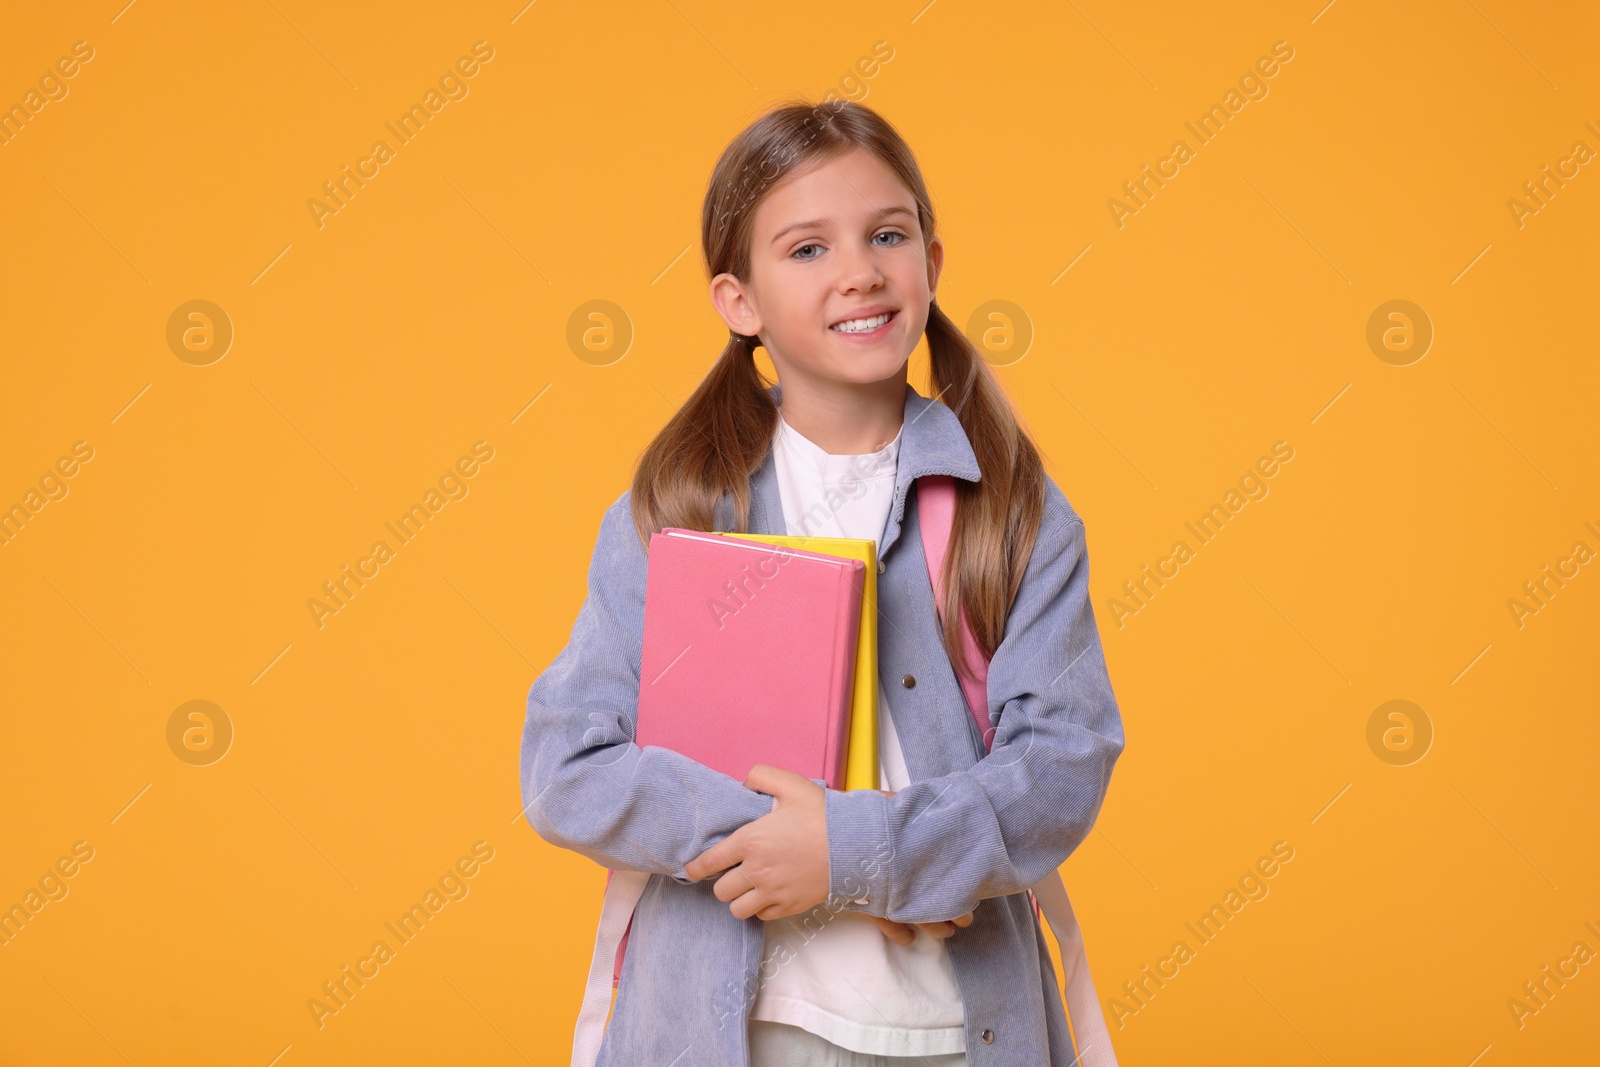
[831,312,892,333]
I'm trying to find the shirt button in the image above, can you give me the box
[902,674,916,689]
[877,559,886,573]
[981,1028,995,1043]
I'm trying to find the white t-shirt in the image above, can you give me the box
[746,407,967,1057]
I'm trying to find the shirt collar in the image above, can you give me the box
[776,407,903,475]
[768,380,980,486]
[742,381,982,552]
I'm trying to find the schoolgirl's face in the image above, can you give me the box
[711,146,942,391]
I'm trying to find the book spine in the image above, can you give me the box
[826,562,865,789]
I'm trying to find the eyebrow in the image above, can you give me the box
[770,205,917,246]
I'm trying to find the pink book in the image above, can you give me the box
[635,527,865,789]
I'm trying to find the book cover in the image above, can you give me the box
[716,532,880,792]
[636,528,866,789]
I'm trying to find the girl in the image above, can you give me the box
[521,99,1125,1067]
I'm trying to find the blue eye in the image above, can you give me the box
[792,231,907,261]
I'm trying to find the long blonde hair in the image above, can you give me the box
[630,99,1046,675]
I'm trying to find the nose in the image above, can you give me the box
[836,238,884,293]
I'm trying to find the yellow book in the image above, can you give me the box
[714,532,880,791]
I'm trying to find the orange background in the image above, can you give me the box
[2,2,1596,1064]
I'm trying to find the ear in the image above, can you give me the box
[925,236,944,302]
[709,273,762,338]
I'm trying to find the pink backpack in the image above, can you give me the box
[577,476,1117,1067]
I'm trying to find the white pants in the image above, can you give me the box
[748,1020,968,1067]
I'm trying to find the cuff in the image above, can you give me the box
[824,787,893,916]
[667,777,776,885]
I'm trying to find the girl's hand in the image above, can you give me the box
[684,764,829,921]
[862,911,976,946]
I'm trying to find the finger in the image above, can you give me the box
[914,920,956,939]
[684,831,745,882]
[743,762,775,793]
[756,900,792,922]
[860,914,897,936]
[862,914,915,946]
[727,884,770,922]
[877,917,916,946]
[952,910,975,928]
[711,864,756,904]
[744,762,803,798]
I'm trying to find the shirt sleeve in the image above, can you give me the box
[822,507,1126,923]
[519,495,774,884]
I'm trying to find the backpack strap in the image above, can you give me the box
[915,475,994,751]
[915,474,1120,1067]
[573,868,647,1067]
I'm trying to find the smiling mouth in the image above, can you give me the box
[830,310,897,334]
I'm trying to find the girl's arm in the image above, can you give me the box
[519,494,775,883]
[864,787,973,944]
[824,487,1126,924]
